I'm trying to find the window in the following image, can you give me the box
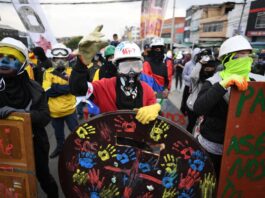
[203,22,223,32]
[255,12,265,29]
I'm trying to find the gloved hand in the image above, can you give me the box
[0,106,25,119]
[135,103,161,124]
[220,74,248,91]
[78,25,108,65]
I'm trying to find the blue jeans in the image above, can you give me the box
[51,112,78,148]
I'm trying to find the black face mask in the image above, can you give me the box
[119,72,140,93]
[199,66,216,81]
[150,50,164,62]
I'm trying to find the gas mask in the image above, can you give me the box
[53,58,68,72]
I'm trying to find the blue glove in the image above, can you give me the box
[0,106,25,119]
[87,100,100,116]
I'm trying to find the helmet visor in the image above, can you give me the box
[51,48,69,57]
[118,60,143,74]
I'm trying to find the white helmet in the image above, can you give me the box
[113,41,143,63]
[218,35,252,59]
[0,37,28,61]
[150,37,164,47]
[166,50,173,59]
[51,43,70,58]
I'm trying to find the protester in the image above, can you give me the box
[110,33,120,47]
[180,47,200,117]
[70,26,160,124]
[164,50,174,90]
[142,44,151,61]
[193,35,262,180]
[42,43,78,158]
[32,46,53,85]
[142,37,170,98]
[0,37,58,197]
[87,52,104,82]
[174,52,184,90]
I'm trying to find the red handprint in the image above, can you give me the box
[176,113,186,126]
[87,168,105,190]
[97,122,111,142]
[73,185,89,198]
[172,140,194,160]
[179,168,201,190]
[137,192,153,198]
[66,155,78,172]
[0,139,13,156]
[114,115,136,133]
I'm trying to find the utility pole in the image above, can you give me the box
[237,0,247,35]
[170,0,176,50]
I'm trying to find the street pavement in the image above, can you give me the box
[38,78,184,197]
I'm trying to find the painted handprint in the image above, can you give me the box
[188,150,207,172]
[162,188,177,198]
[97,122,111,142]
[99,183,120,198]
[137,192,153,198]
[76,123,96,139]
[162,172,178,189]
[199,173,216,198]
[161,154,179,174]
[172,140,194,160]
[66,155,79,171]
[139,157,158,173]
[116,148,136,164]
[87,168,105,190]
[79,151,97,168]
[150,120,170,142]
[178,188,195,198]
[179,168,201,190]
[73,169,88,185]
[114,115,136,133]
[98,144,116,161]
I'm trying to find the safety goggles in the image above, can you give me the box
[118,60,143,74]
[51,48,69,57]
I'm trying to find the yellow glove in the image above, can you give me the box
[220,74,248,91]
[78,25,108,65]
[135,103,161,124]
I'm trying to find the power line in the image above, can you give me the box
[0,0,141,4]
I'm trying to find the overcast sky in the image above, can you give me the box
[0,0,244,39]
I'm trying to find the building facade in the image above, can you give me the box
[161,17,185,44]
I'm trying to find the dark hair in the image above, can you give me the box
[113,34,118,37]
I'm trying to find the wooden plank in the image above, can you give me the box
[0,113,37,197]
[217,82,265,197]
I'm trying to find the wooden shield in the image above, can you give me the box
[59,110,216,198]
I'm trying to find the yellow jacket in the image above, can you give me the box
[25,64,35,80]
[42,67,76,118]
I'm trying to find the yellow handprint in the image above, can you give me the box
[161,154,179,174]
[162,188,177,198]
[150,120,170,142]
[99,183,120,198]
[72,168,88,185]
[76,123,96,139]
[199,173,216,198]
[98,144,116,161]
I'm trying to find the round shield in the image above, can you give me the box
[59,110,216,198]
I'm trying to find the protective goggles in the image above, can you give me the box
[118,60,143,74]
[51,48,69,57]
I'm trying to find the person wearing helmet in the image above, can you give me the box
[193,35,265,180]
[70,36,160,124]
[142,44,151,61]
[142,37,170,97]
[42,43,79,158]
[32,46,53,85]
[0,37,58,197]
[87,52,105,82]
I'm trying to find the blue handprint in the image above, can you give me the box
[90,191,100,198]
[79,151,96,168]
[188,150,207,172]
[122,174,129,186]
[139,158,158,173]
[116,148,136,164]
[178,188,194,198]
[162,172,178,189]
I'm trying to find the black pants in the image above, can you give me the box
[34,131,58,198]
[186,109,198,133]
[175,71,183,90]
[180,85,190,115]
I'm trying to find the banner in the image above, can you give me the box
[217,82,265,197]
[140,0,169,39]
[11,0,57,52]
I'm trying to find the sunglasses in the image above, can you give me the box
[118,60,143,74]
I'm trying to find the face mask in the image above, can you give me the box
[53,59,68,69]
[220,55,253,80]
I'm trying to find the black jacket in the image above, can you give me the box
[69,58,90,96]
[193,81,228,144]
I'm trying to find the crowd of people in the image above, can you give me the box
[0,25,264,197]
